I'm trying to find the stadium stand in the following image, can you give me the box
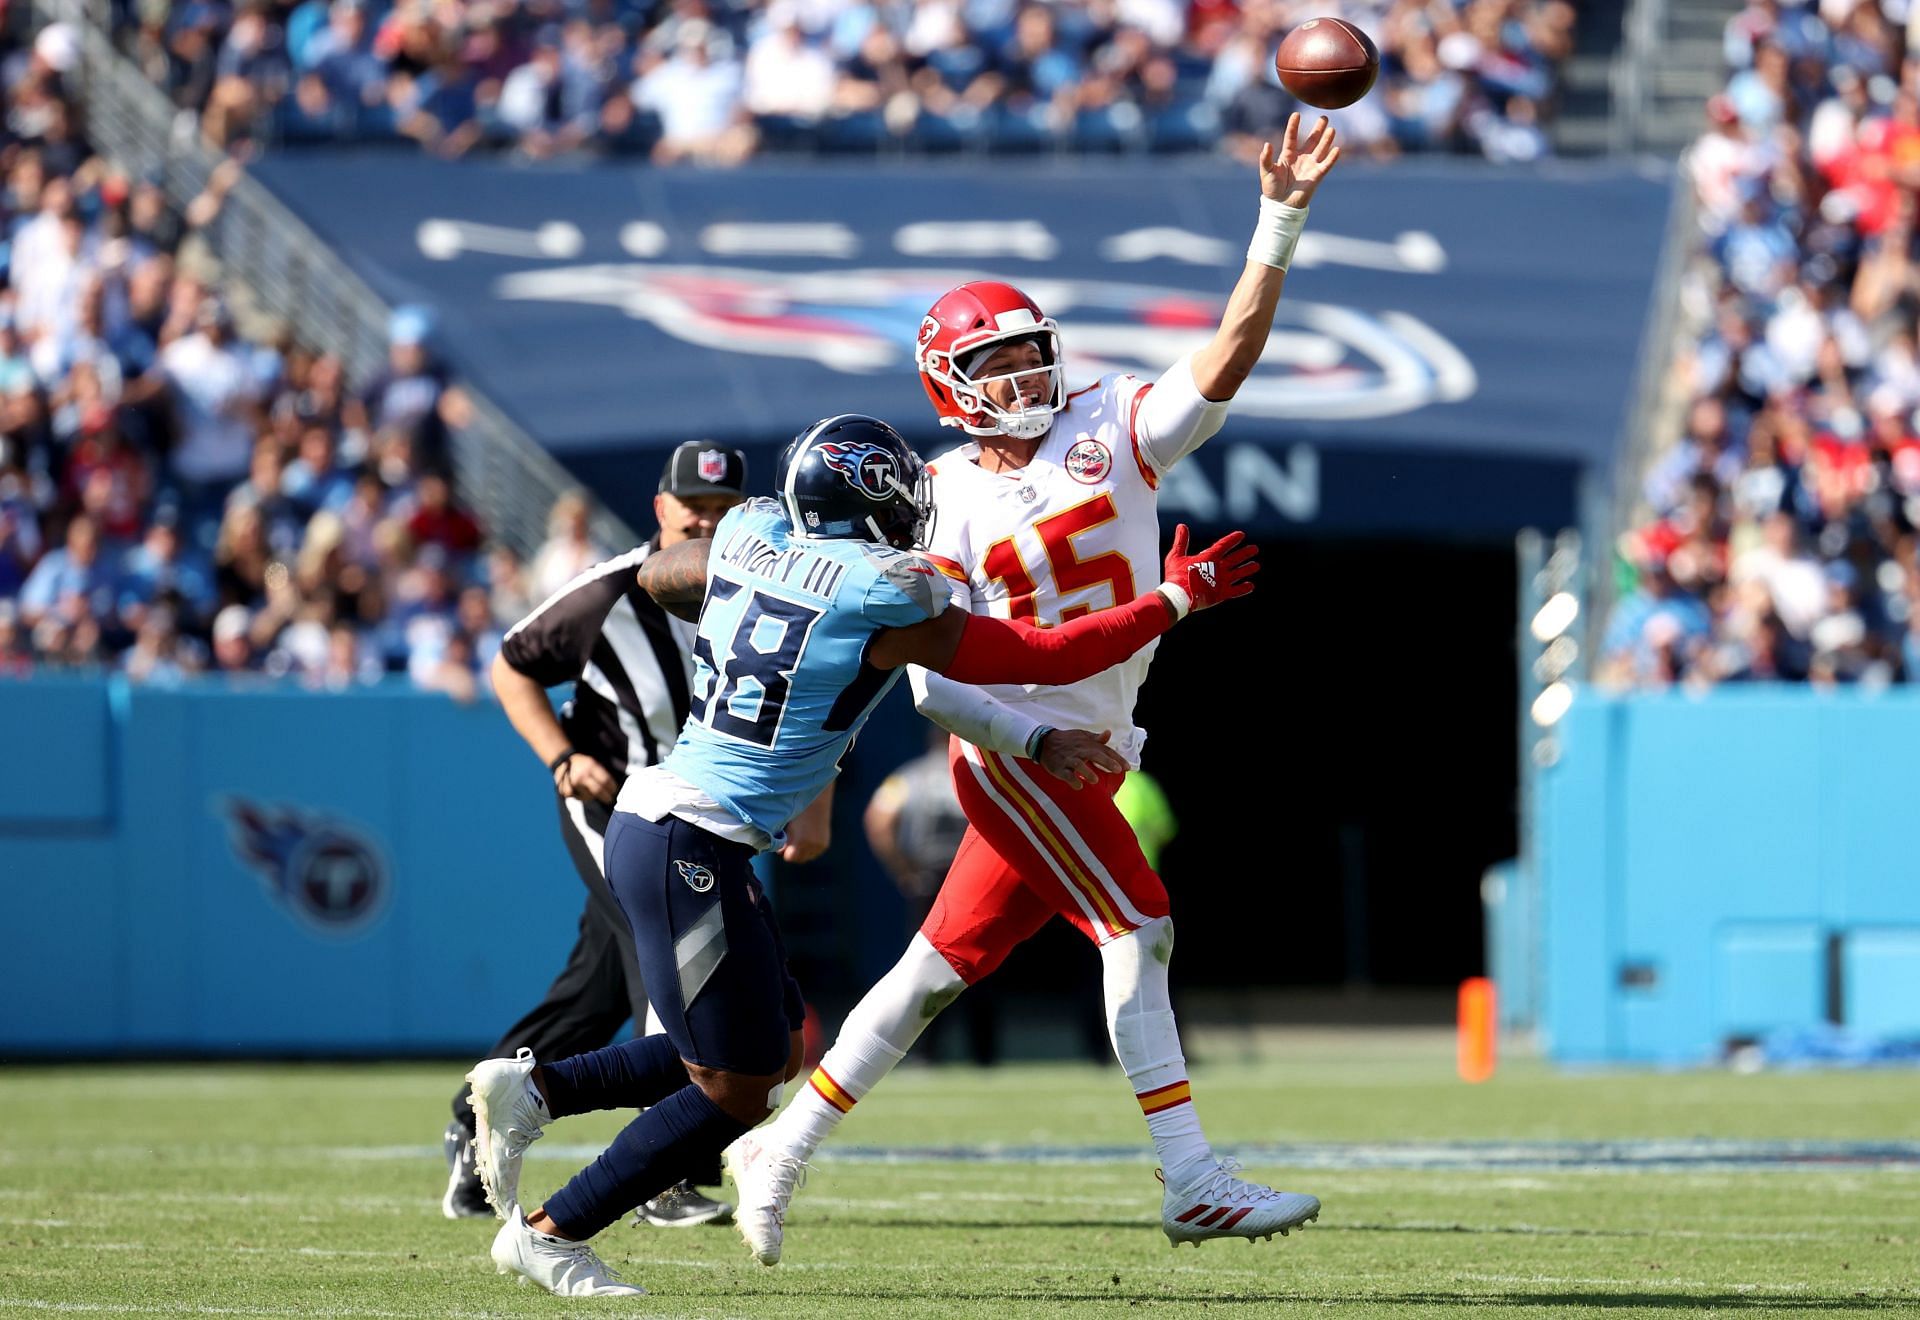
[1605,0,1920,688]
[111,0,1578,162]
[0,19,520,690]
[0,0,1593,689]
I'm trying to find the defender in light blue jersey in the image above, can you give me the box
[630,492,949,851]
[466,415,1258,1296]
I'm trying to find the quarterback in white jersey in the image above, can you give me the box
[917,351,1229,769]
[729,113,1343,1259]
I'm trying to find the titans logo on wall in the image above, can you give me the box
[494,264,1475,422]
[222,798,390,935]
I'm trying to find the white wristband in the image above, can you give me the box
[1156,582,1192,620]
[1247,197,1309,271]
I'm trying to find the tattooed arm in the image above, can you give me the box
[636,537,714,622]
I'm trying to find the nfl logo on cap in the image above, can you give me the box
[662,441,746,497]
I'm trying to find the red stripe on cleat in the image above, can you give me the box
[1197,1207,1232,1227]
[1220,1207,1254,1231]
[1174,1204,1213,1224]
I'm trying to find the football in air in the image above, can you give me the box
[1275,18,1381,109]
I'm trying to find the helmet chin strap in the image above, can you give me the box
[871,472,934,548]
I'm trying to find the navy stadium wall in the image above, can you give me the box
[250,156,1673,540]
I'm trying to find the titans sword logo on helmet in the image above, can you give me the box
[817,440,905,501]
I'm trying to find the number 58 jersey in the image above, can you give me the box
[920,372,1176,767]
[624,497,947,847]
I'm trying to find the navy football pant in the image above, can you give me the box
[450,795,724,1187]
[539,811,805,1237]
[603,810,804,1075]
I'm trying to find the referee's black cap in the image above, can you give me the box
[659,442,748,498]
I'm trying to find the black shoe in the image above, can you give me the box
[441,1121,492,1219]
[632,1180,733,1228]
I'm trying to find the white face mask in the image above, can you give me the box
[947,336,1065,440]
[963,362,1060,439]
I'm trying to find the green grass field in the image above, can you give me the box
[4,1032,1918,1317]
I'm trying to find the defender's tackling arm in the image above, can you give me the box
[635,537,713,622]
[636,525,1260,685]
[868,527,1257,680]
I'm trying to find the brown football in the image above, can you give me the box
[1274,18,1380,110]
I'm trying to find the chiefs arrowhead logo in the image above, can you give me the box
[1064,437,1112,485]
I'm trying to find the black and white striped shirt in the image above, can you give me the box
[499,542,696,782]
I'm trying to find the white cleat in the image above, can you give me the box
[1158,1159,1320,1248]
[491,1206,646,1297]
[466,1047,552,1218]
[724,1131,810,1266]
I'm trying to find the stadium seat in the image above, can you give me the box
[605,109,662,158]
[350,103,403,144]
[909,110,977,156]
[273,99,343,146]
[986,104,1053,155]
[1147,101,1220,155]
[755,115,822,154]
[1070,105,1139,155]
[818,112,888,155]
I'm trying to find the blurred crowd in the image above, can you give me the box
[114,0,1576,163]
[1606,0,1920,688]
[0,19,582,696]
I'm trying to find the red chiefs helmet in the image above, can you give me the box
[914,281,1065,441]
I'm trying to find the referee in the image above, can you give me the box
[442,443,834,1225]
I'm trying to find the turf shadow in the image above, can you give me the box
[1327,1221,1662,1238]
[1390,1292,1911,1312]
[767,1287,1911,1312]
[804,1217,1150,1231]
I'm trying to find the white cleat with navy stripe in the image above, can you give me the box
[1159,1159,1320,1247]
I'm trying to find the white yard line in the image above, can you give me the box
[15,1138,1920,1174]
[0,1300,735,1320]
[315,1138,1920,1172]
[0,1302,508,1319]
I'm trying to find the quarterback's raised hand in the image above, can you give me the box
[1160,524,1260,615]
[1261,112,1341,210]
[1190,116,1335,400]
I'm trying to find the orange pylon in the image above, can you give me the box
[1457,977,1497,1083]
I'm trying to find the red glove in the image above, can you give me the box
[1160,524,1259,616]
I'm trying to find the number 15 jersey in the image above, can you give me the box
[920,369,1209,768]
